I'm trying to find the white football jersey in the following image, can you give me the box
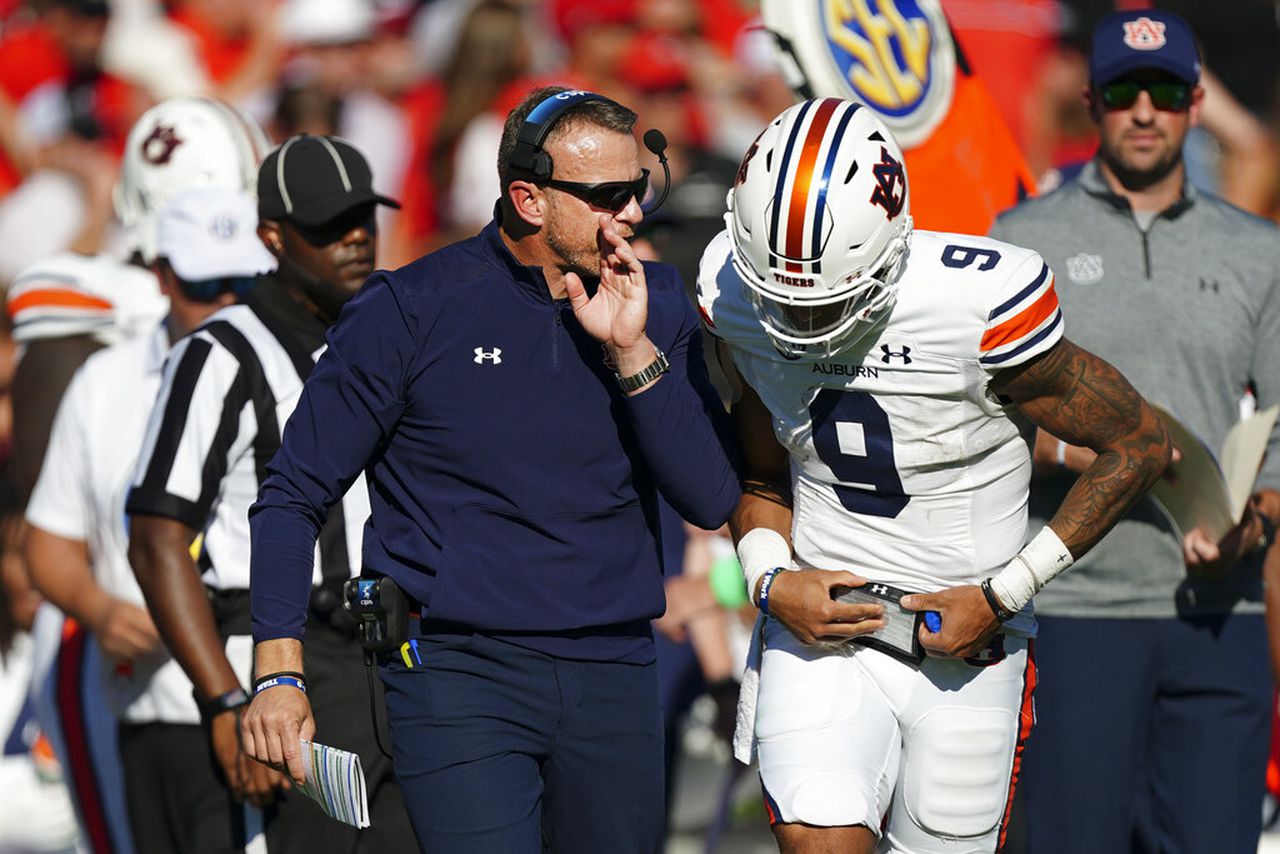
[7,252,167,346]
[698,228,1064,633]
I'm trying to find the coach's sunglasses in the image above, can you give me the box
[542,169,650,213]
[1099,79,1193,112]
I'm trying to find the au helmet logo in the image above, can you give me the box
[141,124,183,165]
[1122,17,1167,50]
[473,347,502,365]
[870,147,906,219]
[735,133,763,188]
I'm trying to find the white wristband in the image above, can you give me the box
[736,528,792,606]
[989,526,1074,613]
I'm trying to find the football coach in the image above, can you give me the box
[241,85,741,853]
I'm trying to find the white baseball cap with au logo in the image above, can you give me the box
[157,187,277,282]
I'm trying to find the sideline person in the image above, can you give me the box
[241,87,741,854]
[991,11,1280,853]
[127,136,415,852]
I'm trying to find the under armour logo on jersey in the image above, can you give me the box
[869,584,889,595]
[869,146,906,220]
[473,347,502,364]
[141,124,183,165]
[880,344,912,364]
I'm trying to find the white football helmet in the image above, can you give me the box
[728,98,913,357]
[114,96,270,262]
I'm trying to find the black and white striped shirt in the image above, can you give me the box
[127,277,368,591]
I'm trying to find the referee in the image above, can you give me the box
[127,135,415,852]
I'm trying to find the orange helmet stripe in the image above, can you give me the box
[783,98,841,271]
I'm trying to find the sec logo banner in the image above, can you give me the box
[763,0,956,149]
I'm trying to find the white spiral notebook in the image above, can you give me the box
[297,740,370,829]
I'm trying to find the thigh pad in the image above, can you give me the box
[900,704,1017,839]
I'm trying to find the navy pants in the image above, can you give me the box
[379,628,665,854]
[1023,614,1271,854]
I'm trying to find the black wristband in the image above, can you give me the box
[196,686,249,724]
[252,670,306,691]
[1257,514,1277,554]
[980,578,1015,623]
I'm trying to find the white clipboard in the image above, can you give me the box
[1148,404,1278,540]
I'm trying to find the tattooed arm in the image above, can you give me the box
[991,337,1172,556]
[903,338,1171,658]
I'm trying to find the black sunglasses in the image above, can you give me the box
[289,202,378,247]
[1099,80,1192,112]
[542,168,650,213]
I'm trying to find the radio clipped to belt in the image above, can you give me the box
[343,575,410,653]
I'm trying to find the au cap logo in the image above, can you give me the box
[1123,17,1167,50]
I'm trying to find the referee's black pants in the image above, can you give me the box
[120,720,229,854]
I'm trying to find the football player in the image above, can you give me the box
[9,96,268,496]
[697,99,1171,854]
[11,96,268,854]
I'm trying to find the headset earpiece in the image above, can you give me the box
[510,90,611,182]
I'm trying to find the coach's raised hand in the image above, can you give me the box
[564,214,659,387]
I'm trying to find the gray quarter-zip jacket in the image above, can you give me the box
[991,159,1280,618]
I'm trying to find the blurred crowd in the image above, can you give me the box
[0,0,1275,285]
[0,0,1275,275]
[1,0,1280,849]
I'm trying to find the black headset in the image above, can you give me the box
[509,89,671,213]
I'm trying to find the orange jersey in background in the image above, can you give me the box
[904,64,1037,235]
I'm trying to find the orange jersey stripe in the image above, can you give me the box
[980,281,1058,353]
[998,639,1038,850]
[8,287,114,318]
[784,98,840,262]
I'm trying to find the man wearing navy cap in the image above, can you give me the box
[992,10,1280,853]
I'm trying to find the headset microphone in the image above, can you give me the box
[642,129,671,215]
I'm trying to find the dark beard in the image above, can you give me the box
[1100,140,1183,193]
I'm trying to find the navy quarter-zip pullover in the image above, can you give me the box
[249,219,741,661]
